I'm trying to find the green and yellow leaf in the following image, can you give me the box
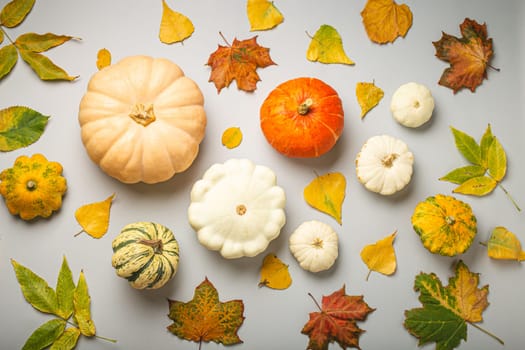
[450,126,481,166]
[304,172,346,224]
[479,124,493,168]
[486,226,525,261]
[247,0,284,31]
[0,105,49,152]
[19,49,78,81]
[439,165,486,184]
[21,318,66,350]
[73,271,96,337]
[0,44,18,80]
[15,32,76,52]
[50,327,80,350]
[487,137,506,181]
[453,176,497,196]
[306,24,354,65]
[55,256,75,320]
[0,0,35,28]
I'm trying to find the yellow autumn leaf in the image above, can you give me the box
[486,226,525,261]
[360,231,397,280]
[361,0,413,44]
[96,48,111,70]
[247,0,284,31]
[258,253,292,290]
[356,81,384,118]
[304,172,346,224]
[221,126,243,149]
[306,24,354,65]
[159,0,194,44]
[74,193,115,239]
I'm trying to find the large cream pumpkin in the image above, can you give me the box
[78,55,207,184]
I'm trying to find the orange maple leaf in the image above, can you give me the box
[433,18,496,93]
[206,33,276,93]
[167,278,245,347]
[302,285,375,350]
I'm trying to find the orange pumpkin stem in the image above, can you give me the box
[139,238,164,254]
[129,103,156,126]
[297,98,313,115]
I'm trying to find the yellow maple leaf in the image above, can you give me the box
[360,231,397,280]
[96,48,111,70]
[304,172,346,224]
[258,253,292,290]
[306,24,354,65]
[447,261,488,322]
[221,126,243,149]
[361,0,412,44]
[74,193,115,239]
[486,226,525,261]
[159,0,194,44]
[356,81,384,118]
[246,0,284,31]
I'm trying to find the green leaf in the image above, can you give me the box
[450,126,481,165]
[19,49,78,81]
[453,175,497,196]
[11,259,58,314]
[22,318,66,350]
[0,44,18,81]
[487,136,506,181]
[0,0,35,28]
[0,106,49,151]
[439,165,486,184]
[404,305,466,350]
[73,271,96,337]
[15,32,76,52]
[50,327,80,350]
[55,256,75,320]
[479,124,493,168]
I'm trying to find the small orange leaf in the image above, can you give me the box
[361,0,413,44]
[258,253,292,290]
[221,126,243,149]
[360,231,397,280]
[96,48,111,70]
[74,193,115,238]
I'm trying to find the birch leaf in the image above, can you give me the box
[360,231,397,280]
[304,172,346,224]
[0,106,49,152]
[450,126,481,166]
[453,176,497,196]
[21,318,66,350]
[0,0,35,28]
[73,271,96,337]
[356,81,384,118]
[486,226,525,261]
[258,253,292,290]
[0,44,18,80]
[247,0,284,31]
[159,0,194,44]
[74,193,115,239]
[50,328,80,350]
[55,256,75,320]
[11,259,58,314]
[487,137,506,181]
[221,126,243,149]
[19,49,78,81]
[96,48,111,70]
[306,24,354,65]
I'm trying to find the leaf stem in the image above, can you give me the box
[94,334,118,343]
[468,322,504,345]
[307,292,323,312]
[218,31,231,47]
[74,229,85,237]
[365,270,372,282]
[498,183,521,212]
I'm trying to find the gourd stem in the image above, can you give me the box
[468,322,504,345]
[139,239,163,254]
[26,180,37,191]
[498,183,521,212]
[307,292,323,312]
[129,103,156,126]
[297,98,313,115]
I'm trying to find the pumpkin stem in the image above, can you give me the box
[381,153,398,168]
[26,180,37,191]
[312,237,323,249]
[139,239,163,254]
[129,103,156,126]
[445,216,455,225]
[236,204,247,216]
[297,98,313,115]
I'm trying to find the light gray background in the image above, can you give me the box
[1,1,524,349]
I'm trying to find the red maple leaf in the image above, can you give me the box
[302,285,375,350]
[433,18,497,93]
[206,33,276,93]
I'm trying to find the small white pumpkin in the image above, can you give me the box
[390,82,434,128]
[188,159,286,259]
[289,220,338,273]
[355,135,414,195]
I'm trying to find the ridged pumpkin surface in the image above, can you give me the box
[0,154,67,220]
[112,222,179,289]
[411,194,477,256]
[260,77,344,158]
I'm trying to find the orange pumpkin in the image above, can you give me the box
[260,77,344,158]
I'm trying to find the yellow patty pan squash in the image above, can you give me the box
[412,194,477,256]
[78,55,207,184]
[0,154,67,220]
[188,159,286,259]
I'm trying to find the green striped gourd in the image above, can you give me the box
[112,222,179,289]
